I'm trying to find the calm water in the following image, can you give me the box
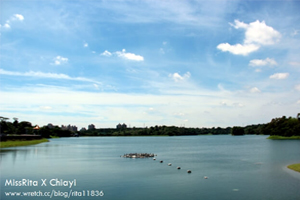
[1,135,300,200]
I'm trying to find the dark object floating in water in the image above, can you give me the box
[168,163,172,166]
[153,158,156,160]
[160,160,163,163]
[177,167,181,170]
[187,170,192,173]
[122,153,156,158]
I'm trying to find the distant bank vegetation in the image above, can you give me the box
[1,114,299,138]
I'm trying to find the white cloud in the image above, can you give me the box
[169,72,191,82]
[250,87,261,93]
[115,49,144,61]
[0,14,24,29]
[243,20,281,45]
[269,73,289,80]
[53,56,68,65]
[12,14,24,21]
[1,23,11,29]
[295,84,300,91]
[84,43,88,47]
[0,68,101,85]
[101,50,112,57]
[249,58,277,67]
[217,43,259,56]
[217,20,281,55]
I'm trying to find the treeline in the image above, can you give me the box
[1,114,299,138]
[0,117,73,138]
[231,114,300,136]
[260,115,300,137]
[81,114,300,137]
[81,126,232,136]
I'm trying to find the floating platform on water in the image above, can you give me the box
[122,153,156,158]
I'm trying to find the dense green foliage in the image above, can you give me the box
[0,117,33,135]
[261,115,300,137]
[0,116,72,138]
[231,126,245,135]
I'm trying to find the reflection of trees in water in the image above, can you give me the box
[0,148,32,165]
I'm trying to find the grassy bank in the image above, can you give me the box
[0,138,49,148]
[287,163,300,173]
[267,135,300,140]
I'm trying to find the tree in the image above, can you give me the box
[231,126,245,136]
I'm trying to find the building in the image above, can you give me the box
[88,124,95,130]
[61,124,78,132]
[116,123,127,129]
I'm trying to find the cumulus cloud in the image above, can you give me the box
[12,14,24,21]
[0,14,24,29]
[217,20,281,55]
[295,84,300,91]
[269,73,289,80]
[0,23,11,29]
[101,50,112,57]
[53,56,68,65]
[83,43,88,47]
[169,72,191,82]
[249,58,277,67]
[100,49,144,61]
[217,43,259,56]
[116,49,144,61]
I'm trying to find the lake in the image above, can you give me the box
[1,135,300,200]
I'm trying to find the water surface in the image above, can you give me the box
[1,135,300,200]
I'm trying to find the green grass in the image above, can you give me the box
[0,138,49,148]
[287,163,300,173]
[267,135,300,140]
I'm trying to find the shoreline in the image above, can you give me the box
[0,138,49,149]
[267,135,300,140]
[287,163,300,173]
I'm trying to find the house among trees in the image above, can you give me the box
[116,123,127,129]
[88,124,95,130]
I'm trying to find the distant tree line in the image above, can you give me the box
[79,126,232,137]
[1,113,299,138]
[0,117,72,138]
[259,114,300,137]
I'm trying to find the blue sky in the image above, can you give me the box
[1,0,300,129]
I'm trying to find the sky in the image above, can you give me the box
[0,0,300,129]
